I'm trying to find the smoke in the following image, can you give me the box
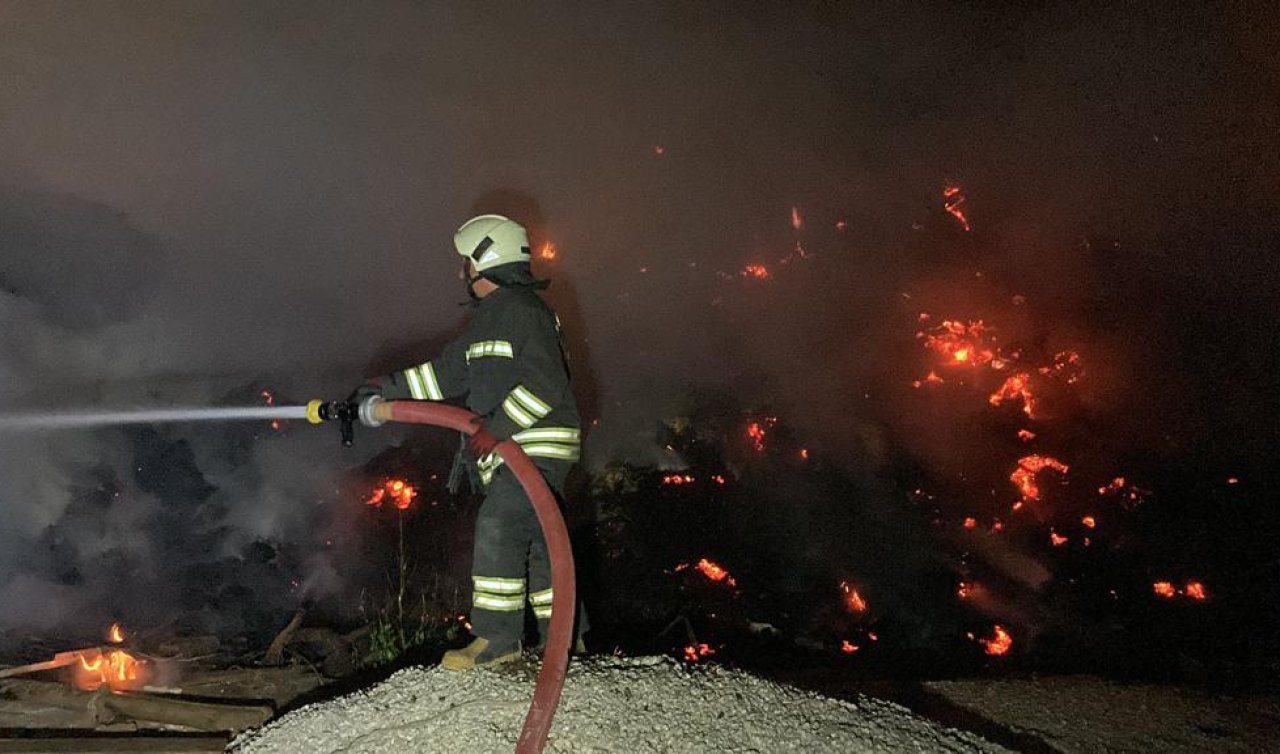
[0,2,1276,648]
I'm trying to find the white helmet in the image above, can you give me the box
[454,214,531,272]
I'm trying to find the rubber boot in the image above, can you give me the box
[441,637,522,671]
[535,620,587,655]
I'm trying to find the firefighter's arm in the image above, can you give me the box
[367,337,468,401]
[482,310,568,441]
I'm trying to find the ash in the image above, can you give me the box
[228,656,1009,753]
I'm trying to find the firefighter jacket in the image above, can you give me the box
[375,285,581,485]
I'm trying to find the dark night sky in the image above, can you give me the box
[1,1,1277,633]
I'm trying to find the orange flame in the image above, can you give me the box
[1017,429,1037,441]
[683,643,715,662]
[918,320,995,368]
[912,370,945,389]
[74,648,147,691]
[943,185,971,232]
[746,420,770,452]
[538,242,558,261]
[366,478,417,510]
[676,558,739,588]
[1039,350,1085,384]
[840,581,868,614]
[1098,477,1126,495]
[1010,455,1069,506]
[1153,580,1208,601]
[981,625,1012,656]
[107,623,125,644]
[989,372,1036,418]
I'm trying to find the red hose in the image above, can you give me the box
[384,401,573,754]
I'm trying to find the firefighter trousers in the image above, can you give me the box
[469,464,588,647]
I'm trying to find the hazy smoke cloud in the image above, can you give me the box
[0,2,1275,641]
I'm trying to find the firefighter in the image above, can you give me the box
[357,214,583,670]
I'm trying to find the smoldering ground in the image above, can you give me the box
[0,2,1276,657]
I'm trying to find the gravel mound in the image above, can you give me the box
[927,675,1280,754]
[229,656,1009,753]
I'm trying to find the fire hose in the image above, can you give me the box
[308,397,572,754]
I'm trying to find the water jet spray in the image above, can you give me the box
[0,397,573,754]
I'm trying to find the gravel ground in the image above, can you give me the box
[927,675,1280,754]
[229,656,1011,753]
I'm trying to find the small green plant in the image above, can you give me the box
[367,616,402,666]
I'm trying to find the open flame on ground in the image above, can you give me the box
[72,624,148,692]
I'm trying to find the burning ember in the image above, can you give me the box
[741,264,771,279]
[663,473,696,486]
[918,319,995,368]
[108,622,125,644]
[790,205,803,231]
[1018,429,1037,441]
[538,242,558,260]
[366,478,417,510]
[1153,580,1209,601]
[1040,350,1085,384]
[943,185,971,232]
[1099,477,1126,495]
[911,370,944,389]
[840,639,860,655]
[1081,515,1097,529]
[745,419,772,452]
[1010,454,1069,506]
[683,643,715,663]
[261,389,282,431]
[957,581,975,599]
[676,558,739,588]
[973,625,1012,656]
[840,581,868,614]
[1049,530,1069,547]
[989,372,1036,418]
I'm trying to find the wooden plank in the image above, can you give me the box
[0,734,227,752]
[0,652,92,681]
[98,692,272,733]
